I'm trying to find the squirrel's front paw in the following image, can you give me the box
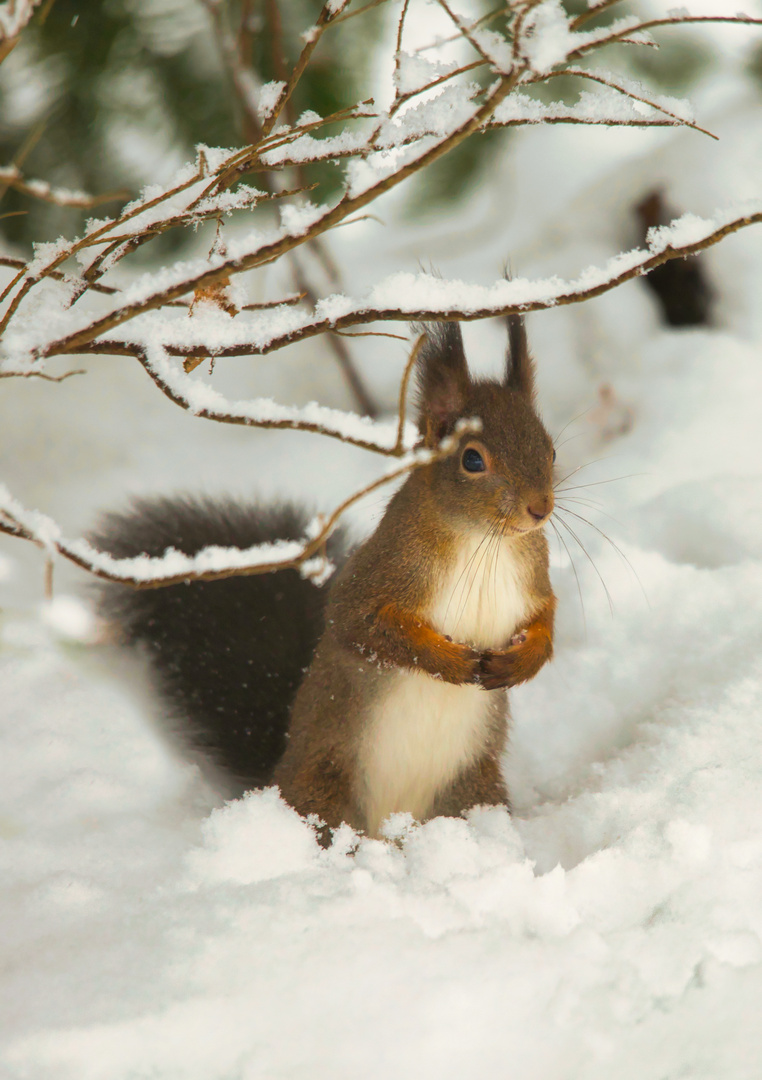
[478,624,551,691]
[448,643,482,686]
[478,646,522,691]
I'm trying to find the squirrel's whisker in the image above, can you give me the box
[553,431,589,454]
[552,405,595,447]
[553,455,615,489]
[452,516,504,632]
[557,472,643,493]
[550,517,587,636]
[554,505,649,607]
[444,519,498,630]
[555,494,619,524]
[553,511,614,616]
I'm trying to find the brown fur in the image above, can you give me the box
[273,320,557,841]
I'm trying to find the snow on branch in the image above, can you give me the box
[2,4,756,367]
[2,1,762,585]
[0,166,128,209]
[0,418,480,588]
[53,201,762,363]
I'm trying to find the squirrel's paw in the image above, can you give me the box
[478,625,551,691]
[450,643,482,686]
[478,646,522,691]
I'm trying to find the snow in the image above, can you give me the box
[4,11,762,1080]
[522,0,577,74]
[0,0,40,39]
[256,80,285,122]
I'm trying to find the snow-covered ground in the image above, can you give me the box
[3,13,762,1080]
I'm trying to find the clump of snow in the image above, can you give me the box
[184,788,320,887]
[40,595,98,642]
[522,0,575,73]
[256,80,285,122]
[394,52,456,96]
[472,28,513,73]
[296,108,322,127]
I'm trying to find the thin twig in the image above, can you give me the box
[433,0,505,69]
[290,251,378,416]
[0,160,210,334]
[395,333,424,451]
[330,0,392,26]
[568,14,762,62]
[570,0,625,32]
[0,367,84,382]
[201,0,265,146]
[260,0,351,139]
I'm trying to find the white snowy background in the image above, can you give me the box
[3,4,762,1078]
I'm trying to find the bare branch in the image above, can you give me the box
[568,14,762,62]
[0,367,84,382]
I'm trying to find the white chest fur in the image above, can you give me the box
[428,529,530,649]
[359,533,528,837]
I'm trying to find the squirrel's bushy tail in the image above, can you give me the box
[91,499,344,794]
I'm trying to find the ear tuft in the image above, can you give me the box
[505,312,536,398]
[413,322,470,444]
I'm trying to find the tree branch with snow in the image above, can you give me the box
[1,0,762,587]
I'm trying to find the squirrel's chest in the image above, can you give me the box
[357,535,526,837]
[359,675,498,838]
[426,531,530,649]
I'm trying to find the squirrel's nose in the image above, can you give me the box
[526,495,554,522]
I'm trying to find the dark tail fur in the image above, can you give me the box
[91,498,345,794]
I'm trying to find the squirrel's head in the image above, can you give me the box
[414,318,555,537]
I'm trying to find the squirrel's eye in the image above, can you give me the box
[552,448,557,463]
[462,448,486,473]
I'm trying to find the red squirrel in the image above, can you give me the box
[93,317,556,840]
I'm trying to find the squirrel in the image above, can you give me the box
[92,316,556,841]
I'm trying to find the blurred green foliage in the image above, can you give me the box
[0,0,373,252]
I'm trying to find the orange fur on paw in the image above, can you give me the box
[478,598,555,690]
[375,602,481,684]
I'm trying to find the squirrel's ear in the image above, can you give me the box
[505,312,535,398]
[414,322,470,444]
